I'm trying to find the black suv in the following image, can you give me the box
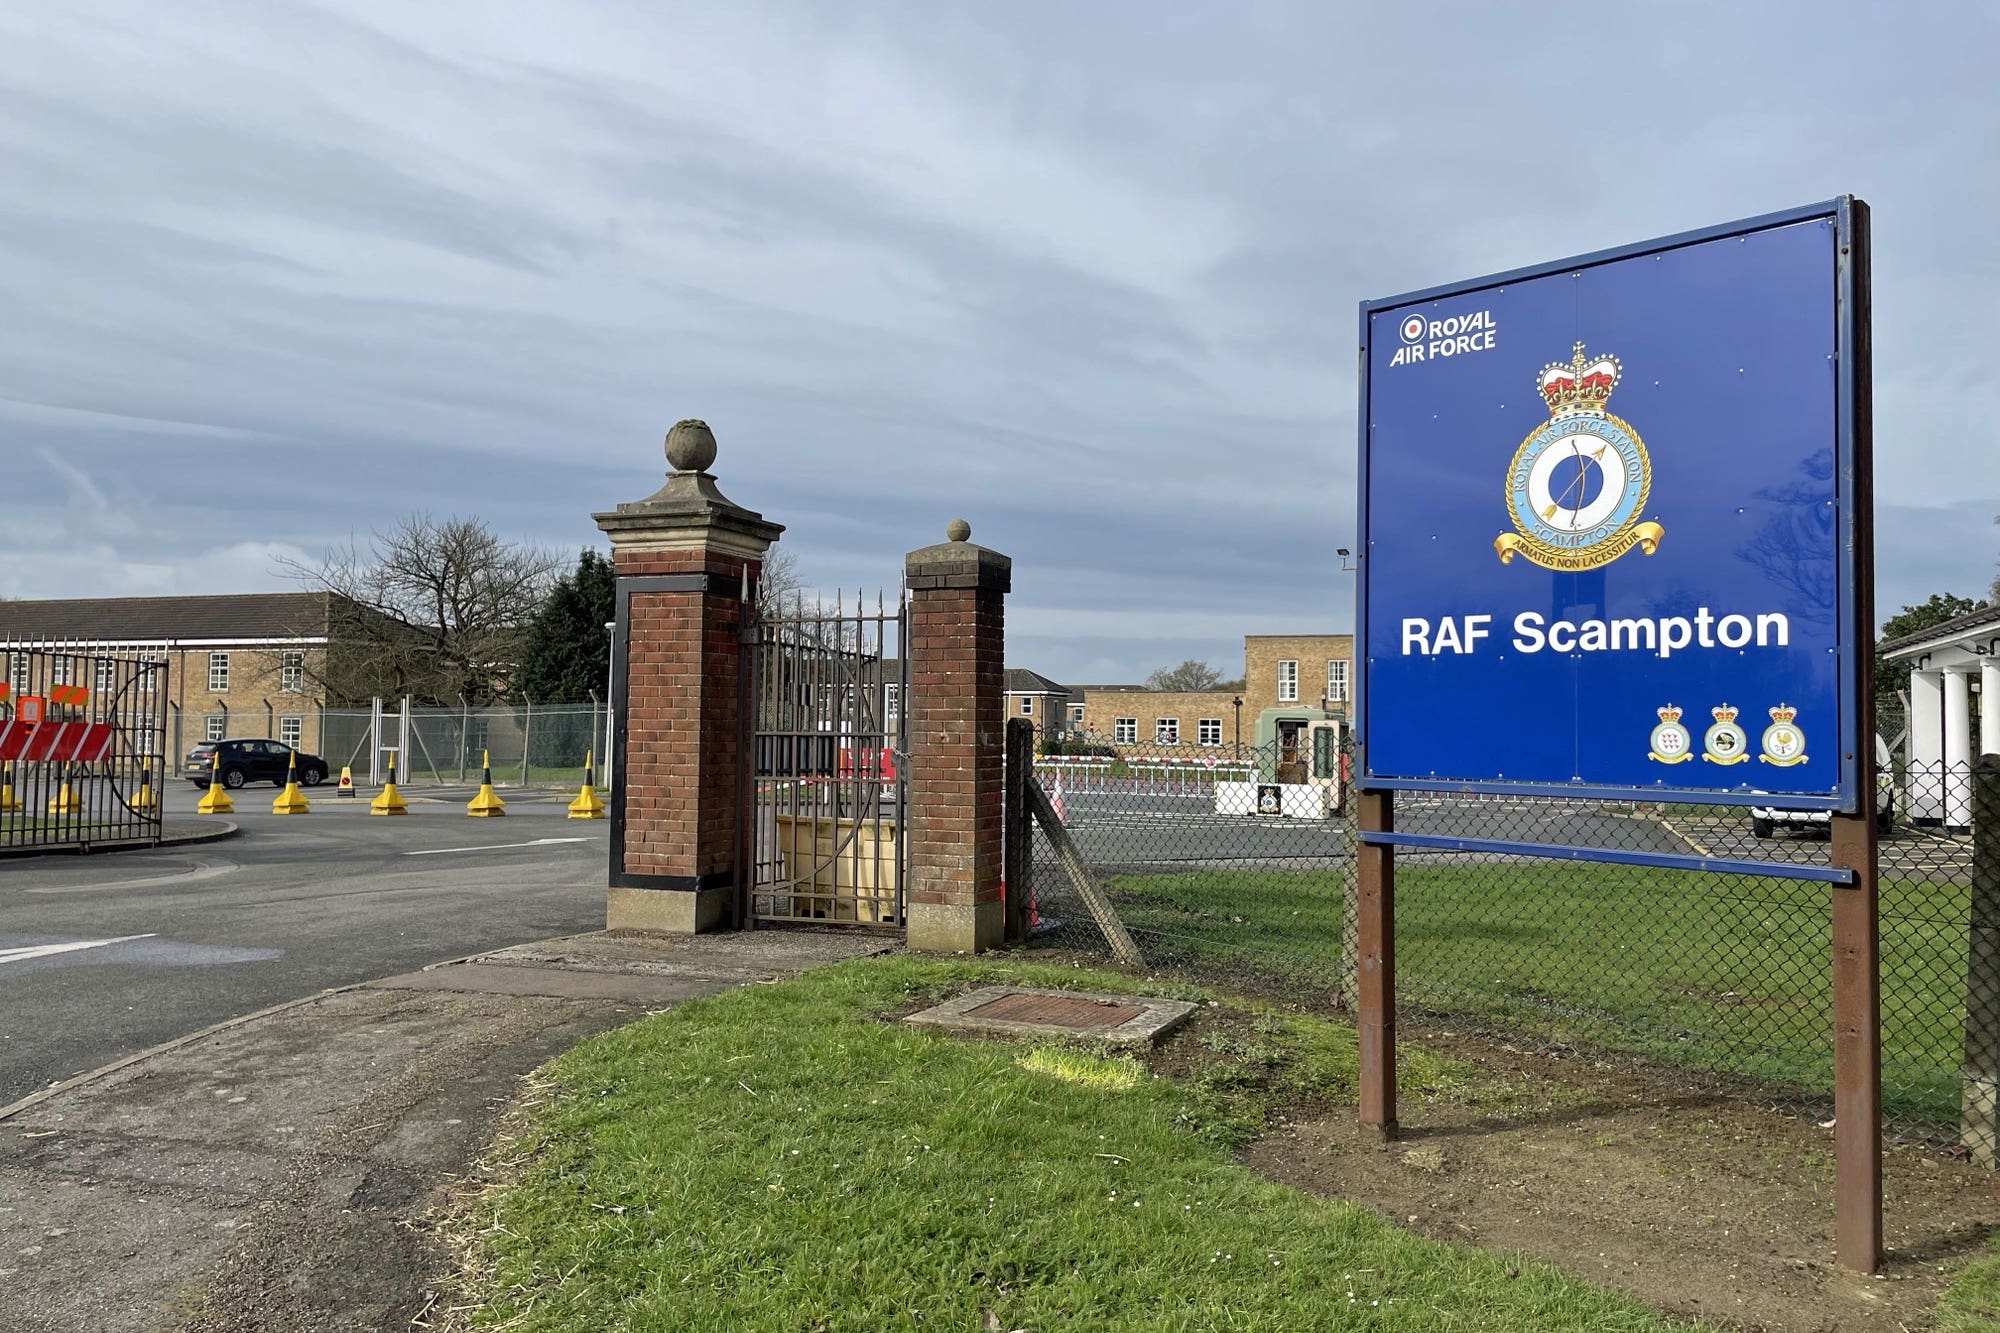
[185,739,329,790]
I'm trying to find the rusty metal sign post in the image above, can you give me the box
[1354,199,1880,1271]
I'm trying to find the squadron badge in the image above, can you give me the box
[1759,704,1808,766]
[1701,704,1749,765]
[1648,705,1692,764]
[1496,343,1665,571]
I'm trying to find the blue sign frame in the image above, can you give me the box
[1356,199,1864,811]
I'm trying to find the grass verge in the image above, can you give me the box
[1105,863,1969,1126]
[443,956,1704,1331]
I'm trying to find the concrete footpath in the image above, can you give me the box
[0,929,891,1333]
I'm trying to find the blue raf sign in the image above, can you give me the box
[1356,201,1864,807]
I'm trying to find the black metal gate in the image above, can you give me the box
[740,591,907,927]
[1,643,170,852]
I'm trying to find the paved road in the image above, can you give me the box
[0,782,608,1105]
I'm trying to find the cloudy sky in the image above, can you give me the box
[2,1,1995,684]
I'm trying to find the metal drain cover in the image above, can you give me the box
[906,985,1195,1047]
[965,992,1147,1029]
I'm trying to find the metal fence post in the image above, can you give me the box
[1005,717,1033,942]
[399,696,412,785]
[369,697,383,786]
[521,698,533,787]
[1962,752,2000,1164]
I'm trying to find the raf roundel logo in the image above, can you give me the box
[1398,313,1426,345]
[1495,342,1666,572]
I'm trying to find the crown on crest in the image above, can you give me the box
[1711,704,1738,724]
[1769,703,1797,724]
[1539,341,1621,418]
[1657,704,1682,724]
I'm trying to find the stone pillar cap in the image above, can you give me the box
[906,521,1010,592]
[594,420,785,554]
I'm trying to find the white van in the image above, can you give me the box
[1749,734,1894,838]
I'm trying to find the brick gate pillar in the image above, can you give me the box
[594,420,782,934]
[904,519,1011,952]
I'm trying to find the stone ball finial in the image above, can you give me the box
[665,419,717,473]
[945,518,972,543]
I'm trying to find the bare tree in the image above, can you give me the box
[758,545,804,612]
[282,514,565,705]
[1145,659,1227,692]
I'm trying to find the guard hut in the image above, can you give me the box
[1214,707,1344,818]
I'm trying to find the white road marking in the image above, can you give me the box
[402,838,593,857]
[25,858,239,895]
[0,934,156,965]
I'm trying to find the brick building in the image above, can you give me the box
[1003,668,1071,734]
[0,592,370,758]
[1243,634,1353,715]
[1074,633,1353,751]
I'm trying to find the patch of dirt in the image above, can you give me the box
[1240,1026,2000,1332]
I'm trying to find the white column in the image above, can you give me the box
[1910,668,1944,822]
[1945,666,1974,829]
[1983,658,2000,757]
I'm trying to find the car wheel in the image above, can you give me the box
[301,767,325,787]
[222,767,248,790]
[1751,816,1774,839]
[190,780,209,791]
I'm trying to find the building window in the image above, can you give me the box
[1156,717,1179,744]
[1278,659,1298,702]
[95,658,116,691]
[280,716,302,748]
[51,657,71,686]
[8,654,28,692]
[884,683,901,719]
[1019,696,1034,717]
[1068,704,1085,731]
[205,713,226,741]
[281,651,305,693]
[1198,717,1222,746]
[1114,717,1138,744]
[208,652,230,693]
[1326,658,1349,703]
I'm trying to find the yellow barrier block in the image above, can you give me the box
[272,754,310,815]
[467,750,506,817]
[568,749,606,820]
[196,752,233,814]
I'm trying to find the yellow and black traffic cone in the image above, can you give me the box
[132,762,159,815]
[466,749,506,817]
[272,749,310,815]
[335,765,357,798]
[370,755,408,816]
[197,751,233,815]
[0,765,20,814]
[567,749,606,820]
[47,763,82,816]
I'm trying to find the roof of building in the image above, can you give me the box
[1879,603,2000,659]
[1005,667,1070,695]
[0,592,343,643]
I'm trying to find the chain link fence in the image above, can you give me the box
[1024,730,1995,1156]
[319,701,609,787]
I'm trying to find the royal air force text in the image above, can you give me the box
[1389,311,1497,367]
